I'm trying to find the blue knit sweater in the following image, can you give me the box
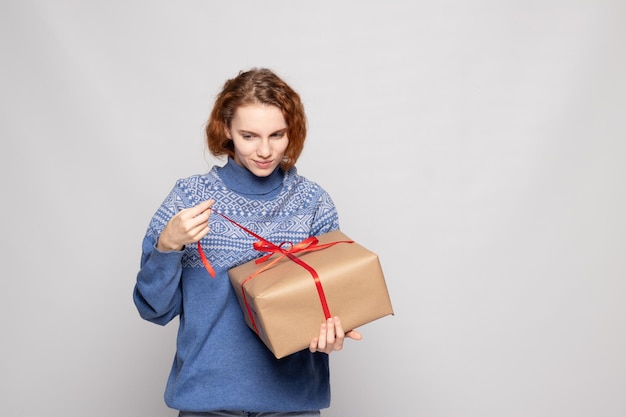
[134,158,339,412]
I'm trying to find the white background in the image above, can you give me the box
[1,1,625,416]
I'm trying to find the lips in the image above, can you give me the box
[254,160,273,170]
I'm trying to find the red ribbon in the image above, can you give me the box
[197,240,215,278]
[197,207,352,334]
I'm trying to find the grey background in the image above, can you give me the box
[1,1,625,416]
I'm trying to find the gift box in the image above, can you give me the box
[228,229,393,359]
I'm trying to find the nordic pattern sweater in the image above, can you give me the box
[134,158,339,412]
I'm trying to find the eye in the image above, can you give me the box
[270,131,286,139]
[241,134,253,140]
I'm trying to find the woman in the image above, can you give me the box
[133,68,361,416]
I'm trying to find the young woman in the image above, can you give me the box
[134,68,361,416]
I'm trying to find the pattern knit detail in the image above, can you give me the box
[147,166,339,271]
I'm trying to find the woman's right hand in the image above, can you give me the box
[156,199,214,252]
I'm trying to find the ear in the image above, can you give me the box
[224,125,231,139]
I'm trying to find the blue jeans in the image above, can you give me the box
[178,411,320,417]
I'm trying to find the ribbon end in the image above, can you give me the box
[197,241,216,278]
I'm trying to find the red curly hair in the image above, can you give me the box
[205,68,307,171]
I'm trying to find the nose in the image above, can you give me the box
[256,138,271,158]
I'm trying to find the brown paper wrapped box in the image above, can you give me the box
[228,230,394,359]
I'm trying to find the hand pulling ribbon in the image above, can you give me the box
[197,207,353,334]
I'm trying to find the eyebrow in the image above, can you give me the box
[238,127,288,136]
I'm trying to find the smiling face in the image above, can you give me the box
[225,104,289,177]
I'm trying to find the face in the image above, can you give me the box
[226,104,289,177]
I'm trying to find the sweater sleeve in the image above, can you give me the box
[133,235,184,325]
[133,185,187,325]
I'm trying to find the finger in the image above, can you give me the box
[326,317,337,340]
[189,223,211,243]
[197,199,215,217]
[346,330,362,341]
[333,316,345,339]
[330,317,344,351]
[309,337,319,353]
[317,322,328,351]
[197,200,215,223]
[184,199,214,220]
[182,201,214,231]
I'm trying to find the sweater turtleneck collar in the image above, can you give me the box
[216,157,284,199]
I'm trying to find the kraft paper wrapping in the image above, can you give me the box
[228,230,394,359]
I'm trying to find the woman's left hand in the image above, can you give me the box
[309,316,362,354]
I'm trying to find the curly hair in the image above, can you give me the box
[205,68,307,171]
